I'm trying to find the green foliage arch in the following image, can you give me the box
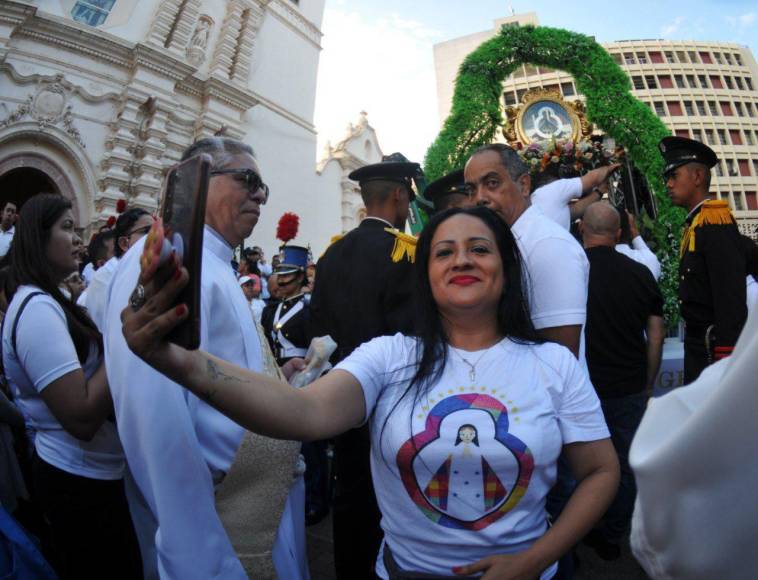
[424,25,682,324]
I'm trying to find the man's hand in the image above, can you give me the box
[453,551,542,579]
[281,357,306,381]
[626,210,640,239]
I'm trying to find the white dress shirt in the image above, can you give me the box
[104,226,303,579]
[531,177,582,231]
[0,225,14,257]
[616,236,661,280]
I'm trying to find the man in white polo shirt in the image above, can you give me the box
[464,143,589,359]
[0,201,17,258]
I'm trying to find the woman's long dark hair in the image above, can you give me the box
[8,194,101,363]
[379,206,543,453]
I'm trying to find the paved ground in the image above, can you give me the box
[306,513,650,580]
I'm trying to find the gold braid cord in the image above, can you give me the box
[385,228,417,263]
[680,200,736,256]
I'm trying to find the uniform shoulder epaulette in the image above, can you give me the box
[384,227,417,263]
[319,233,344,259]
[681,199,736,255]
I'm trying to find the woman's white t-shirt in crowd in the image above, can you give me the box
[337,334,609,579]
[2,285,124,480]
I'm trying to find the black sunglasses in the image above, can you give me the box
[210,168,270,204]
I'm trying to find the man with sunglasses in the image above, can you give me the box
[103,138,308,579]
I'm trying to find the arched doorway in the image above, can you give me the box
[0,166,60,212]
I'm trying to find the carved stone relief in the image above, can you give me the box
[187,15,214,67]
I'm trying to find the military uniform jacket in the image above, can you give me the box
[261,294,309,366]
[679,200,747,354]
[310,217,416,364]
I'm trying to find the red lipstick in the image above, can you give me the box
[450,275,479,286]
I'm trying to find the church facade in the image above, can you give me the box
[0,0,380,256]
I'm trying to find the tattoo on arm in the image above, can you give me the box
[204,359,246,403]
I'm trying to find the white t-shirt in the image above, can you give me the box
[337,334,608,579]
[616,237,662,280]
[511,205,589,361]
[81,255,119,331]
[2,285,124,479]
[531,178,582,231]
[81,262,96,285]
[0,225,14,257]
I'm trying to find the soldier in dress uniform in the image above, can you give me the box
[309,154,420,579]
[660,136,748,383]
[261,245,310,367]
[424,168,468,213]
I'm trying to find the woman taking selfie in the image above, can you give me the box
[124,206,618,579]
[3,194,140,578]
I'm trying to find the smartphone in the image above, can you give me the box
[159,154,211,349]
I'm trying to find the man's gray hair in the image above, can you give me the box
[471,143,528,181]
[181,137,255,168]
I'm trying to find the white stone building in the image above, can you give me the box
[0,0,381,257]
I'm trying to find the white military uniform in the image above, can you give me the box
[103,227,307,579]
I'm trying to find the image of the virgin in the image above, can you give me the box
[412,408,520,522]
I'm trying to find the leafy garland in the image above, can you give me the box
[424,25,682,326]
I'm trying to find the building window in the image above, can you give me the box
[738,159,751,176]
[692,129,704,142]
[704,129,715,144]
[646,75,658,89]
[677,51,688,63]
[724,53,733,65]
[650,51,664,64]
[560,82,575,97]
[733,193,744,211]
[718,130,728,146]
[632,76,645,90]
[674,74,685,88]
[725,159,736,175]
[699,51,713,64]
[735,77,744,90]
[689,51,699,63]
[686,74,697,88]
[71,0,115,26]
[659,75,673,89]
[654,101,666,116]
[665,51,676,63]
[710,76,724,89]
[624,52,636,65]
[708,101,720,115]
[698,75,709,89]
[636,52,648,64]
[754,160,758,177]
[746,77,754,91]
[745,131,754,146]
[504,91,517,106]
[747,102,756,117]
[683,100,694,115]
[735,102,745,117]
[696,100,707,115]
[714,52,723,65]
[730,130,743,145]
[725,76,734,89]
[612,53,623,65]
[746,191,757,211]
[734,53,742,66]
[668,101,683,116]
[516,88,528,102]
[675,129,690,138]
[714,160,723,176]
[721,101,734,116]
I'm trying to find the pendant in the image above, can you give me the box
[468,366,475,383]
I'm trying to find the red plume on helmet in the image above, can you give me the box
[116,199,127,213]
[106,216,116,228]
[276,212,299,244]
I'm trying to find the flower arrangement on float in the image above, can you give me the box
[516,138,625,177]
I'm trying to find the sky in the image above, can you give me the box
[313,0,758,164]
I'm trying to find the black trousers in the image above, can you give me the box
[32,454,143,580]
[684,337,709,385]
[332,424,382,579]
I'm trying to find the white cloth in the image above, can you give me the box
[250,298,265,322]
[103,226,304,579]
[616,237,661,280]
[629,304,758,580]
[81,256,119,331]
[3,285,124,479]
[81,262,95,285]
[336,334,609,579]
[531,177,582,231]
[259,261,273,300]
[511,205,589,361]
[0,225,14,257]
[746,276,757,315]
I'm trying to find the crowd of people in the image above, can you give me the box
[0,133,755,580]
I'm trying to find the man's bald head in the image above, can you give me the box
[581,202,621,248]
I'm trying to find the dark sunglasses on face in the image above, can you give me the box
[210,168,270,204]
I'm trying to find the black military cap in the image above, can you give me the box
[348,153,421,199]
[425,169,467,210]
[659,136,719,177]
